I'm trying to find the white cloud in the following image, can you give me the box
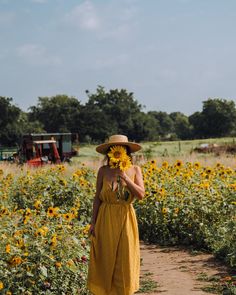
[16,44,61,66]
[64,1,100,31]
[98,1,138,41]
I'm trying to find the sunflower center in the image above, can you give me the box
[113,151,121,158]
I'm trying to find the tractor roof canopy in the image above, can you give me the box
[33,140,57,144]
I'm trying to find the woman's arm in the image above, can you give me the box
[89,166,104,236]
[119,165,145,200]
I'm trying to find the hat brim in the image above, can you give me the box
[96,142,142,154]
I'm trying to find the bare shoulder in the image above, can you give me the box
[97,165,108,175]
[98,165,107,171]
[129,164,142,178]
[133,164,142,174]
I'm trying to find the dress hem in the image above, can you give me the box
[87,281,139,295]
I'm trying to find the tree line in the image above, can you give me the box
[1,86,236,146]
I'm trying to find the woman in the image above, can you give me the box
[87,134,145,295]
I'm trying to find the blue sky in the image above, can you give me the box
[1,0,236,115]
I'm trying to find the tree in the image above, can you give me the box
[18,112,45,134]
[188,111,204,138]
[28,95,82,133]
[200,98,236,137]
[79,104,118,142]
[0,97,22,145]
[132,112,160,141]
[82,86,144,142]
[148,111,174,139]
[189,98,236,138]
[170,112,192,140]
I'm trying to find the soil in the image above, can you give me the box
[139,241,233,295]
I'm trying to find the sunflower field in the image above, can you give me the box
[0,160,235,294]
[0,165,95,295]
[135,160,236,268]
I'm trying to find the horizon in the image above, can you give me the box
[5,89,233,117]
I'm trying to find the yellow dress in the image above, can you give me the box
[87,173,140,295]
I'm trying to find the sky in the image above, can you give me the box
[0,0,236,115]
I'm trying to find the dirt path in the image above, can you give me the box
[139,242,232,295]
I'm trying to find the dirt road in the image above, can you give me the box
[139,242,232,295]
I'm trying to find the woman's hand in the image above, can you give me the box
[89,223,96,237]
[118,166,145,200]
[116,170,128,182]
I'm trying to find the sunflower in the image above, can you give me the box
[83,224,90,234]
[230,183,236,190]
[206,167,212,174]
[50,234,58,248]
[15,239,24,248]
[67,259,75,267]
[10,256,22,266]
[70,207,78,218]
[174,208,180,214]
[63,212,74,222]
[42,226,49,234]
[5,244,11,254]
[25,208,32,216]
[23,216,30,225]
[159,188,166,196]
[175,160,183,168]
[119,155,132,171]
[35,227,48,237]
[150,160,157,167]
[13,230,23,238]
[0,208,9,216]
[109,158,119,169]
[194,162,200,169]
[162,207,168,214]
[55,261,62,268]
[58,165,65,172]
[162,161,169,168]
[47,207,59,218]
[34,200,41,210]
[108,145,127,163]
[59,179,67,186]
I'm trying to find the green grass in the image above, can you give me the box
[136,272,160,293]
[140,137,236,158]
[73,137,236,167]
[196,273,236,294]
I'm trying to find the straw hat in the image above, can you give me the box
[96,134,141,154]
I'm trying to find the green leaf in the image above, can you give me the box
[40,265,48,277]
[72,236,80,245]
[26,272,34,277]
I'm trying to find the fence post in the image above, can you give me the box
[178,141,181,152]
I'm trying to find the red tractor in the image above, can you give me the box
[19,133,77,166]
[26,139,61,167]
